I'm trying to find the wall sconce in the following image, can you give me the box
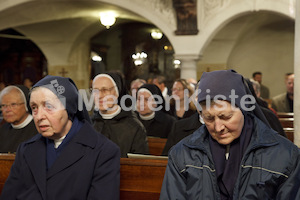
[132,52,147,66]
[151,30,163,40]
[99,12,116,29]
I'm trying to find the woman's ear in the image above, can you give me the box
[199,112,205,124]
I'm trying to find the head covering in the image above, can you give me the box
[198,69,248,110]
[15,85,30,112]
[94,72,128,106]
[197,69,253,199]
[31,75,91,123]
[137,84,167,113]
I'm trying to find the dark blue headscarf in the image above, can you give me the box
[31,75,91,123]
[197,70,253,200]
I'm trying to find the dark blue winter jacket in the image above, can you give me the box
[160,115,300,199]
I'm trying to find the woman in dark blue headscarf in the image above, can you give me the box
[160,70,300,200]
[136,84,176,138]
[1,75,120,200]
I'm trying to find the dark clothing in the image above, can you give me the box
[260,106,286,137]
[162,112,202,156]
[0,120,120,200]
[169,105,196,120]
[93,110,149,157]
[0,120,37,153]
[137,111,175,138]
[260,84,270,99]
[160,116,300,199]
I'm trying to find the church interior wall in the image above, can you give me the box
[198,11,294,99]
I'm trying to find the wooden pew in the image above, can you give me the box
[147,137,167,156]
[283,128,294,143]
[0,154,168,200]
[120,157,167,200]
[277,112,294,118]
[0,154,15,194]
[279,118,294,128]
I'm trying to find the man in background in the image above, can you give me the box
[153,75,171,99]
[252,71,270,99]
[272,73,294,112]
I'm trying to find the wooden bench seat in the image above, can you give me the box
[0,154,168,200]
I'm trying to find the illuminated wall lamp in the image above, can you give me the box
[151,30,163,40]
[99,12,116,29]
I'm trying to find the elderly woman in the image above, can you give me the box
[136,84,175,138]
[160,70,300,199]
[1,75,120,200]
[92,72,149,157]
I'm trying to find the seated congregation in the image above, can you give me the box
[0,70,298,200]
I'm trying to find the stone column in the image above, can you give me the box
[294,0,300,147]
[175,54,200,80]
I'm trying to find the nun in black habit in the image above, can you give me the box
[92,72,149,157]
[160,70,300,200]
[1,75,120,200]
[0,85,38,153]
[136,84,176,138]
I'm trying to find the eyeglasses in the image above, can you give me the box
[92,86,116,95]
[0,102,25,110]
[171,88,183,92]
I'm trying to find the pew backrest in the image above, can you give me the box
[147,137,167,156]
[120,157,167,200]
[0,154,168,200]
[0,154,15,194]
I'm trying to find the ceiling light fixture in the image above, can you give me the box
[99,12,116,29]
[151,30,163,40]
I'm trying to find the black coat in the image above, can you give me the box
[137,110,176,138]
[93,110,149,157]
[0,120,38,153]
[0,120,120,200]
[162,112,202,155]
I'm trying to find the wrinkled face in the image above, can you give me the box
[172,81,184,101]
[201,101,244,145]
[30,87,72,140]
[136,91,155,116]
[1,89,28,125]
[93,76,118,114]
[285,74,294,94]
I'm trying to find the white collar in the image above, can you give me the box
[11,114,33,129]
[139,112,155,120]
[100,105,121,119]
[54,135,66,149]
[162,87,168,97]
